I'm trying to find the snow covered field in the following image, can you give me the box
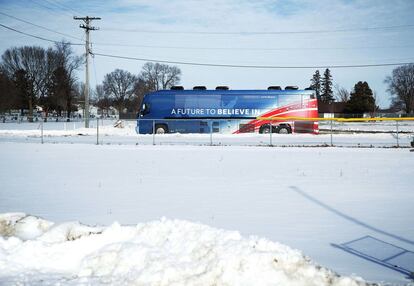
[0,120,413,147]
[319,121,414,133]
[0,142,413,285]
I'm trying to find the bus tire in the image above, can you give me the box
[155,124,168,134]
[259,125,271,134]
[277,125,291,134]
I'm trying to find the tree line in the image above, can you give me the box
[309,65,414,114]
[310,68,377,114]
[0,43,83,121]
[0,42,181,121]
[1,42,413,120]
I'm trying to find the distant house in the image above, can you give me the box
[97,106,118,118]
[375,107,406,118]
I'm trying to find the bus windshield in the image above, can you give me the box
[140,103,150,116]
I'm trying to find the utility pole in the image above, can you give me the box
[74,16,101,128]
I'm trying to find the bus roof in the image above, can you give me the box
[147,89,315,97]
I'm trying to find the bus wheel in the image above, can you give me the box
[277,126,291,134]
[155,124,168,134]
[259,125,271,134]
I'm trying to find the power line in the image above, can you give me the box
[28,0,74,17]
[92,51,414,69]
[1,11,411,52]
[0,22,83,45]
[41,0,82,15]
[32,0,81,16]
[0,11,83,41]
[89,41,414,51]
[2,22,412,69]
[102,23,414,35]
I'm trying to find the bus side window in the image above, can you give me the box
[303,94,314,100]
[220,94,237,108]
[175,94,198,109]
[198,94,221,109]
[279,94,301,107]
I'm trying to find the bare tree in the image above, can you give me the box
[385,64,414,114]
[103,69,138,114]
[1,46,55,121]
[133,77,152,113]
[0,69,19,113]
[139,62,181,91]
[49,42,83,120]
[45,66,69,119]
[334,84,350,102]
[95,84,111,117]
[72,82,88,118]
[372,91,381,116]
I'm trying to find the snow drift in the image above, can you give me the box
[0,213,368,285]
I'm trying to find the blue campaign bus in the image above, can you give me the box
[136,86,318,134]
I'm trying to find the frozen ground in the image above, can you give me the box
[319,121,414,133]
[0,142,413,285]
[0,120,413,147]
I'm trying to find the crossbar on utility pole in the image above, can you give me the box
[74,16,101,128]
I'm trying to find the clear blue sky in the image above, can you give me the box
[1,0,414,107]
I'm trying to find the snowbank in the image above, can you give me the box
[0,213,368,285]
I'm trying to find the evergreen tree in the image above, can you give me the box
[321,68,334,103]
[310,70,321,100]
[344,81,375,114]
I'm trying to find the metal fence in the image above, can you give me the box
[1,117,414,148]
